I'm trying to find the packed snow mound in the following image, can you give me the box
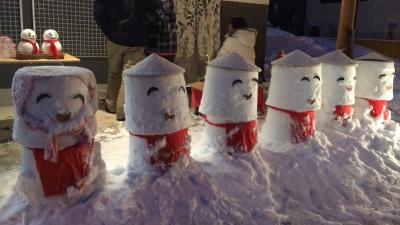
[1,118,400,225]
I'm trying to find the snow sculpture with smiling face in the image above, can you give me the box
[261,50,322,145]
[199,52,261,154]
[353,52,395,121]
[18,29,40,54]
[317,50,357,124]
[124,54,193,172]
[41,29,63,59]
[12,66,105,205]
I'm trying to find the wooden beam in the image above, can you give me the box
[336,0,359,57]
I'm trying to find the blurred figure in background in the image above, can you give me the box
[217,17,257,63]
[94,0,156,121]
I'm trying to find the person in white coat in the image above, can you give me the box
[217,17,257,63]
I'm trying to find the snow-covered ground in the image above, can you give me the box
[0,114,399,225]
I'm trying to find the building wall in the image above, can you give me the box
[305,0,400,39]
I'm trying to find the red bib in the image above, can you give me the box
[334,105,352,120]
[130,129,189,166]
[30,142,93,197]
[267,105,315,144]
[44,39,60,59]
[204,117,257,153]
[20,38,39,54]
[362,98,389,120]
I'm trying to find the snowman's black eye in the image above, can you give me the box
[147,86,159,96]
[313,75,321,81]
[301,77,310,82]
[179,86,186,92]
[379,74,386,79]
[337,77,345,82]
[36,93,51,103]
[73,94,85,104]
[251,78,259,83]
[232,79,243,86]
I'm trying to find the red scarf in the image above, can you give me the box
[267,105,315,144]
[204,116,257,153]
[29,142,93,197]
[44,39,60,59]
[130,129,189,166]
[334,105,352,120]
[361,98,389,120]
[20,38,39,54]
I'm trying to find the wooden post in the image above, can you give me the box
[336,0,359,57]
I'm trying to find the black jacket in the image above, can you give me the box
[93,0,156,47]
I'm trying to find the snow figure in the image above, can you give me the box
[261,50,322,145]
[353,52,395,122]
[41,29,62,59]
[199,52,261,154]
[17,29,40,54]
[317,50,357,125]
[124,54,193,172]
[12,66,105,205]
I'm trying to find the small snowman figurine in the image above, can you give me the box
[317,50,357,125]
[124,54,193,172]
[353,52,395,122]
[12,66,105,205]
[261,50,322,145]
[41,29,63,59]
[17,29,40,54]
[199,52,261,154]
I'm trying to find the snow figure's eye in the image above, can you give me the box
[251,78,259,83]
[313,75,321,81]
[73,94,85,104]
[36,93,52,103]
[301,77,310,82]
[147,86,159,96]
[178,86,186,93]
[232,79,243,86]
[337,77,345,82]
[379,74,386,79]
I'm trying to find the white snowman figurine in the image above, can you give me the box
[199,52,261,154]
[353,52,395,122]
[317,50,357,125]
[17,29,40,54]
[12,66,105,205]
[261,50,322,145]
[124,54,193,173]
[41,29,63,59]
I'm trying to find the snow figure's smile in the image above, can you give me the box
[243,93,252,100]
[386,85,393,91]
[307,98,316,105]
[56,112,71,122]
[164,112,175,121]
[346,86,353,92]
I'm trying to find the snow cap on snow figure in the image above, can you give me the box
[317,50,357,122]
[12,66,105,204]
[262,50,322,145]
[353,52,395,121]
[124,54,192,170]
[41,29,63,59]
[199,52,261,153]
[18,29,40,54]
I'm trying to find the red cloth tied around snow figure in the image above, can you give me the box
[130,129,189,166]
[44,39,60,59]
[334,105,353,120]
[267,105,315,144]
[20,38,39,54]
[199,53,261,154]
[363,99,389,120]
[30,142,93,197]
[205,118,257,153]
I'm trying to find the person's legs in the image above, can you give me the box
[115,47,146,120]
[105,40,125,113]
